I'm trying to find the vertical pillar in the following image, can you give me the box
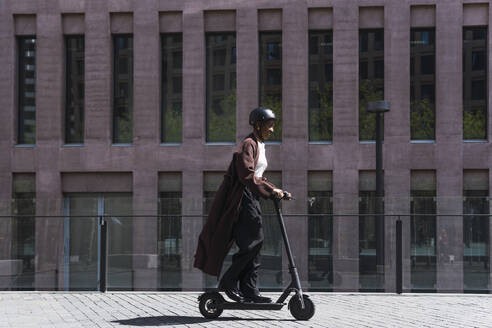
[85,1,111,147]
[384,1,412,292]
[236,7,259,141]
[132,0,159,291]
[435,1,463,293]
[181,170,204,290]
[0,2,14,290]
[332,1,359,292]
[35,0,64,290]
[181,8,205,290]
[281,2,309,287]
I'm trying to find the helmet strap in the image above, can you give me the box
[254,123,265,142]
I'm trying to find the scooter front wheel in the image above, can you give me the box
[198,292,224,319]
[289,294,315,320]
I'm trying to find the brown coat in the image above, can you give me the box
[193,133,277,277]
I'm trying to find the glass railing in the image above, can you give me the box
[0,197,490,293]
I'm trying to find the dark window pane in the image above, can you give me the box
[463,27,487,140]
[206,33,236,142]
[411,28,435,140]
[161,34,182,143]
[421,84,435,102]
[65,35,85,144]
[420,55,434,75]
[359,29,384,141]
[471,80,486,100]
[309,31,332,142]
[113,35,133,143]
[260,32,282,142]
[18,37,36,144]
[472,51,486,71]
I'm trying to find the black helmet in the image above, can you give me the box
[249,107,276,126]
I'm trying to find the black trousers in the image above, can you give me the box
[220,186,264,297]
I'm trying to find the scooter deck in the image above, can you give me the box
[218,302,285,310]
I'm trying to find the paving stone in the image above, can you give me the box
[1,292,492,327]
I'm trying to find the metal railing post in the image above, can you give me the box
[99,216,107,292]
[396,216,402,294]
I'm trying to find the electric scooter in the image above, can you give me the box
[198,192,315,321]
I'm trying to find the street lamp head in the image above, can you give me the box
[366,100,390,113]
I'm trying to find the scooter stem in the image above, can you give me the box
[273,198,305,309]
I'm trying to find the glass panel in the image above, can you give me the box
[309,31,333,142]
[161,34,182,143]
[359,29,384,141]
[463,27,487,140]
[113,35,133,144]
[259,32,282,142]
[65,36,85,144]
[206,33,236,142]
[66,195,98,291]
[308,191,332,290]
[158,172,182,290]
[10,174,35,290]
[104,193,133,290]
[463,170,490,292]
[410,192,437,291]
[18,37,36,144]
[410,28,435,140]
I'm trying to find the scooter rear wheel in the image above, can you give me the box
[199,292,224,319]
[289,295,315,320]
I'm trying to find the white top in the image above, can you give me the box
[254,140,268,178]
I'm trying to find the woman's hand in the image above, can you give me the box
[272,188,284,199]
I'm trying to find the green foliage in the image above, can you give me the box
[260,93,282,142]
[163,105,182,143]
[207,92,236,142]
[410,98,435,140]
[309,82,333,141]
[115,112,133,143]
[463,106,487,140]
[359,79,384,141]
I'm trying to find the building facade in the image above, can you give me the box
[0,0,491,293]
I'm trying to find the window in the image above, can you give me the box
[359,171,384,291]
[158,173,182,290]
[206,33,236,143]
[308,171,333,290]
[463,27,487,140]
[463,170,489,292]
[65,36,85,144]
[113,35,133,144]
[12,173,36,290]
[359,29,384,141]
[259,32,282,142]
[64,193,133,290]
[410,170,436,291]
[309,31,333,142]
[411,29,435,140]
[161,34,182,143]
[18,37,36,145]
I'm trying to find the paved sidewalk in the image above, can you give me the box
[1,292,492,328]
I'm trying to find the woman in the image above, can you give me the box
[194,107,290,303]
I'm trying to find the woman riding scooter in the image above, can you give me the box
[194,107,290,303]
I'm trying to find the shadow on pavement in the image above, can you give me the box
[113,315,294,326]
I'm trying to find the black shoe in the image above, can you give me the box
[243,294,272,303]
[218,282,245,303]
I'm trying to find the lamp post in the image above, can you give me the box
[366,100,390,285]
